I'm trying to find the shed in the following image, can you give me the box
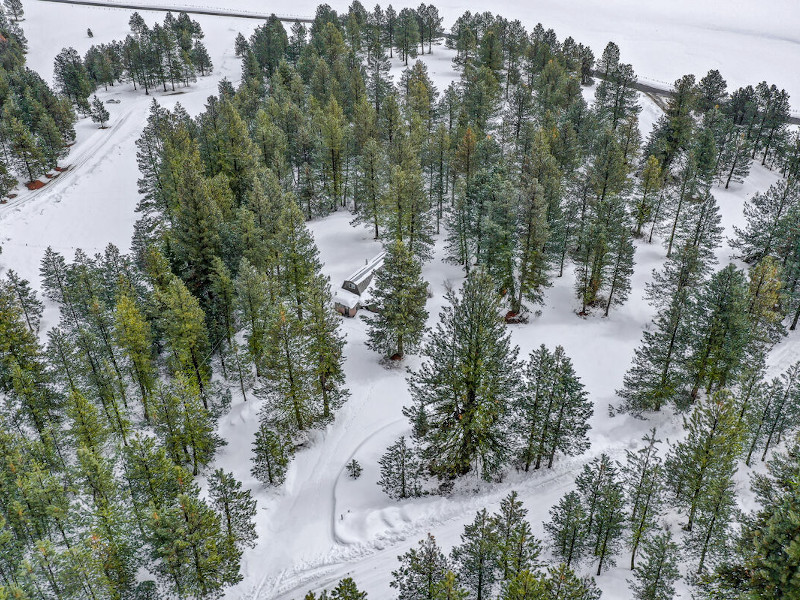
[333,289,360,318]
[342,251,385,296]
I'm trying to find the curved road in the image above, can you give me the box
[37,0,313,22]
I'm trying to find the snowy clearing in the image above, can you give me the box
[1,2,798,600]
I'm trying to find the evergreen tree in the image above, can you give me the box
[149,492,235,595]
[541,564,601,600]
[53,47,94,111]
[545,491,586,568]
[685,264,752,400]
[352,139,386,239]
[718,127,752,189]
[514,345,592,471]
[716,444,800,599]
[251,421,291,486]
[665,391,743,532]
[391,533,450,600]
[8,117,46,182]
[619,240,718,413]
[451,509,499,600]
[383,135,434,262]
[632,156,662,237]
[366,240,428,359]
[151,377,221,475]
[395,8,420,65]
[305,275,347,422]
[207,469,258,553]
[3,0,23,21]
[622,430,664,569]
[3,270,44,333]
[158,277,212,406]
[259,303,317,433]
[628,531,680,600]
[575,454,626,575]
[491,492,542,581]
[731,179,800,263]
[686,470,736,574]
[89,96,110,128]
[379,436,424,500]
[0,160,16,198]
[331,577,368,600]
[744,362,800,464]
[405,270,520,480]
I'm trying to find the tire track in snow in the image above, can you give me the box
[0,108,135,219]
[251,438,638,600]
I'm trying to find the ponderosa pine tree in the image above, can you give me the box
[378,435,425,500]
[383,134,434,262]
[622,430,664,569]
[305,274,347,422]
[451,508,499,600]
[366,239,428,359]
[90,96,109,128]
[234,258,272,375]
[157,277,212,406]
[685,264,752,400]
[395,8,420,65]
[3,270,44,334]
[594,44,640,130]
[744,362,800,464]
[0,159,17,197]
[731,178,800,263]
[576,454,626,575]
[745,256,786,349]
[3,0,23,21]
[113,292,156,421]
[251,421,290,486]
[276,199,324,321]
[686,469,736,574]
[352,139,386,239]
[391,533,451,600]
[151,377,221,475]
[514,345,592,471]
[628,531,680,600]
[714,444,800,599]
[405,270,520,480]
[632,156,663,238]
[259,303,316,433]
[718,127,752,189]
[665,390,743,532]
[513,163,551,313]
[208,469,257,554]
[491,492,542,582]
[618,240,717,413]
[149,492,234,595]
[545,491,586,568]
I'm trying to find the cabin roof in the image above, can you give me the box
[333,288,360,309]
[344,251,386,287]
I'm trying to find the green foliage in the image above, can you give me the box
[366,240,428,359]
[514,345,592,471]
[406,270,520,480]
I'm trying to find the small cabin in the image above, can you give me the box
[342,252,386,296]
[333,289,360,317]
[334,251,386,317]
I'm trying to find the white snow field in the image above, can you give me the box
[0,2,798,599]
[31,0,800,113]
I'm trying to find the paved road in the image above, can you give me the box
[592,69,800,125]
[37,0,313,22]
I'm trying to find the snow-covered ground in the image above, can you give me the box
[31,0,800,113]
[1,2,799,599]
